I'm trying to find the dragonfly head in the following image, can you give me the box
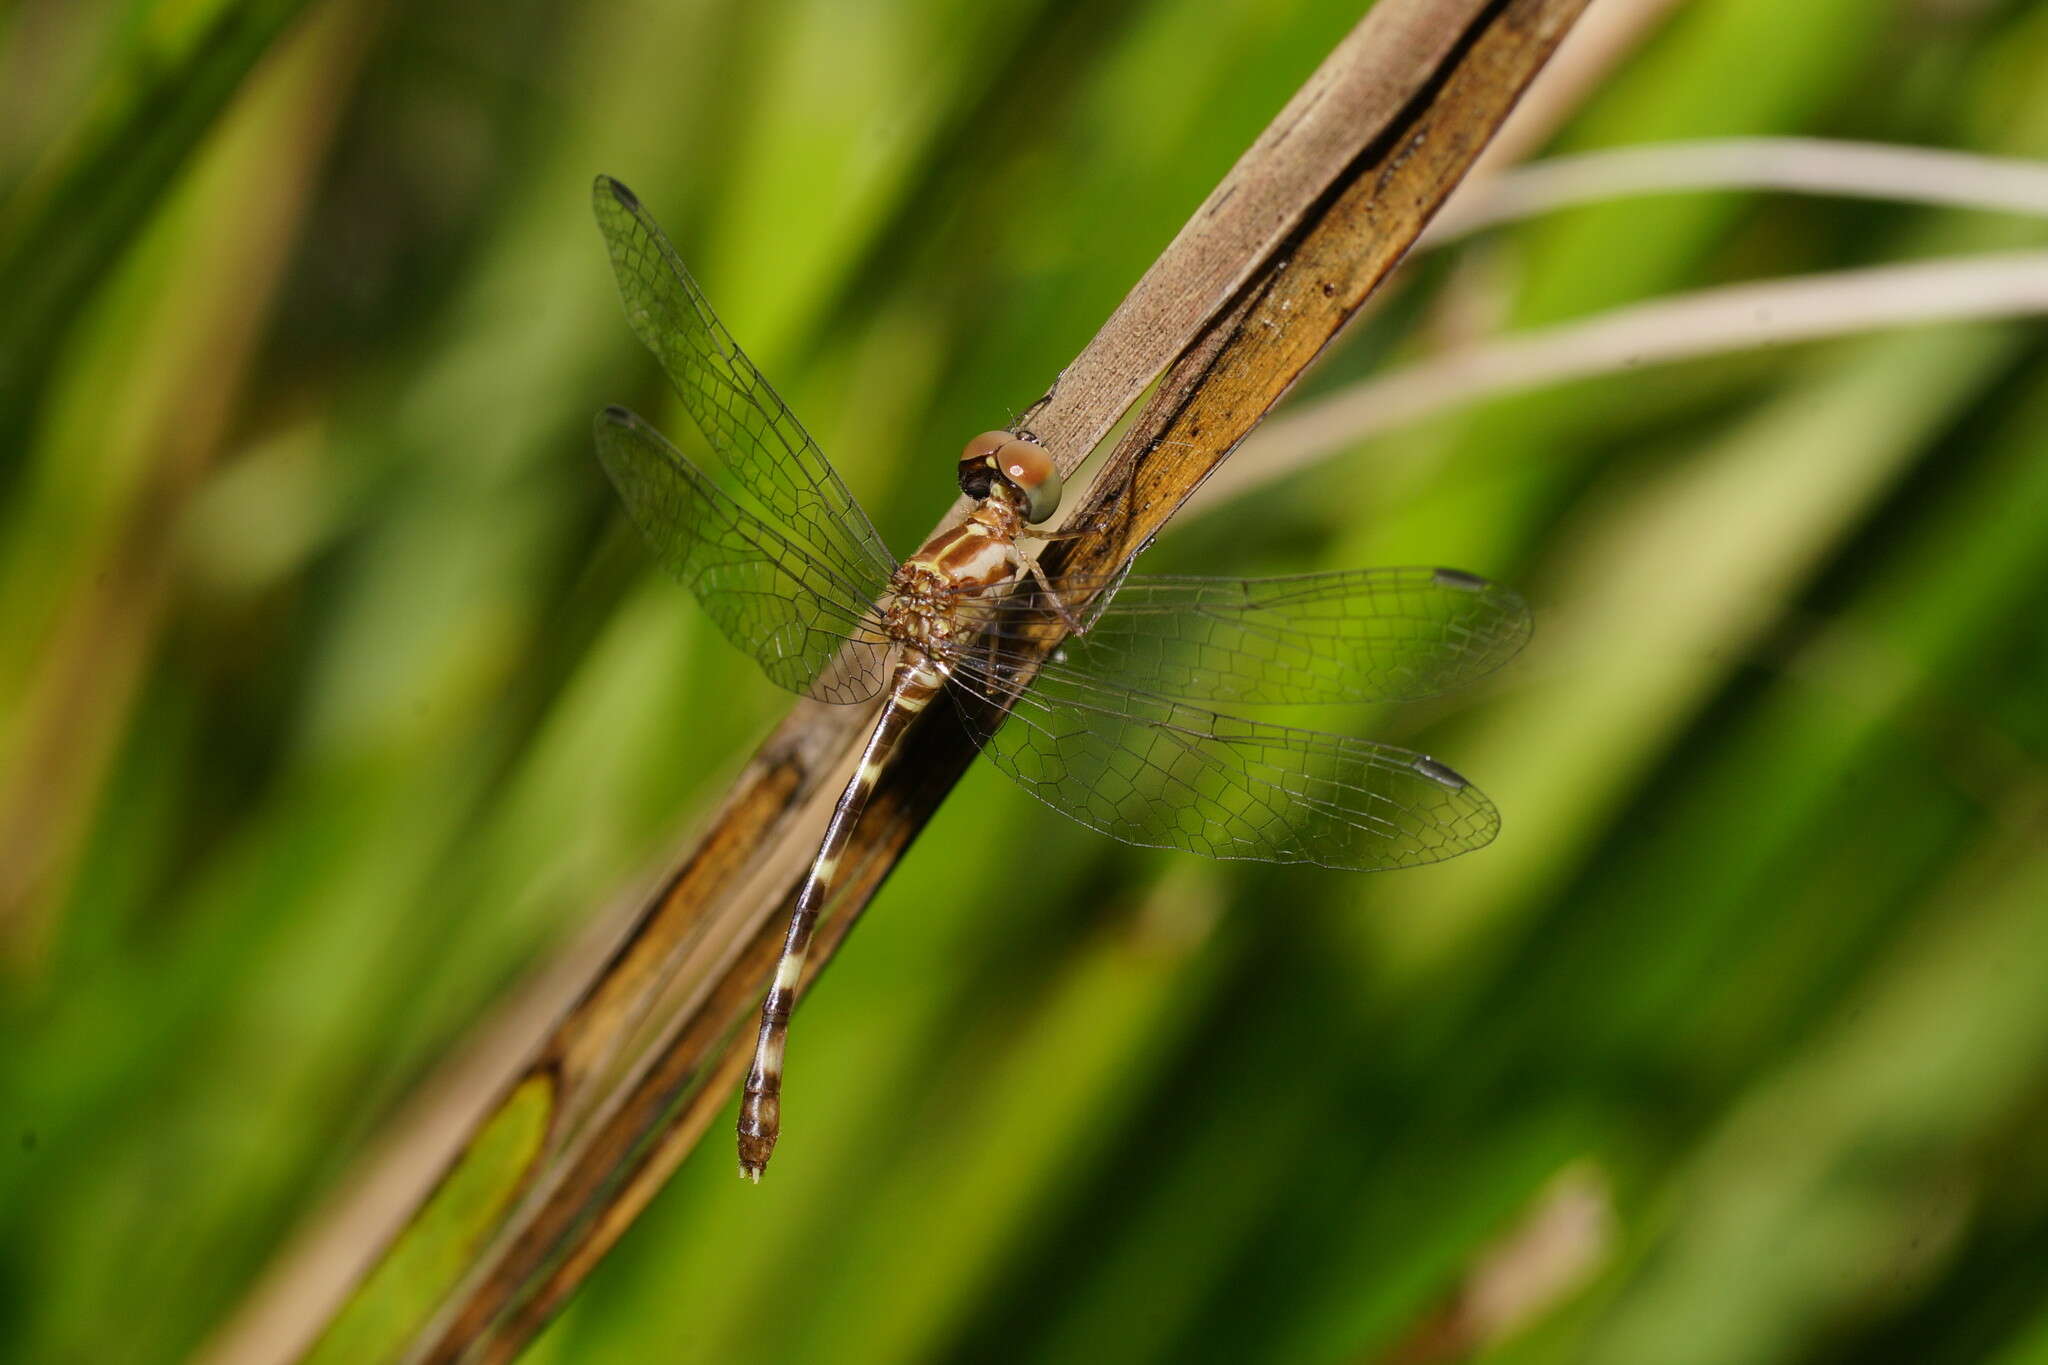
[958,431,1062,524]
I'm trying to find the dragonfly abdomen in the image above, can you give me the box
[737,655,946,1180]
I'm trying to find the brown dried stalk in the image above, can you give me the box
[289,3,1590,1361]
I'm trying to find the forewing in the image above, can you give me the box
[595,406,891,704]
[955,567,1529,705]
[949,659,1499,870]
[592,175,897,611]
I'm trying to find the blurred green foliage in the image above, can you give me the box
[4,1,2048,1363]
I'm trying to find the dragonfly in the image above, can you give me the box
[589,175,1529,1181]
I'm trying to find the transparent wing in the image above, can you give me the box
[948,657,1499,870]
[595,406,892,704]
[953,567,1529,705]
[592,175,898,613]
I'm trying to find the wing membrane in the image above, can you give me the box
[595,406,891,704]
[949,657,1499,870]
[955,567,1529,705]
[592,175,897,612]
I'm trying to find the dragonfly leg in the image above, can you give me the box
[1025,555,1088,635]
[1029,512,1116,545]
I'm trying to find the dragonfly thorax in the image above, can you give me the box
[889,511,1021,656]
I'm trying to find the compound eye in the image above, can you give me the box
[956,430,1012,500]
[992,438,1063,523]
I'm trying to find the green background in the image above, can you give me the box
[5,0,2048,1361]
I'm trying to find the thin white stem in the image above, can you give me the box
[1427,137,2048,245]
[1202,137,2048,509]
[1205,251,2048,510]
